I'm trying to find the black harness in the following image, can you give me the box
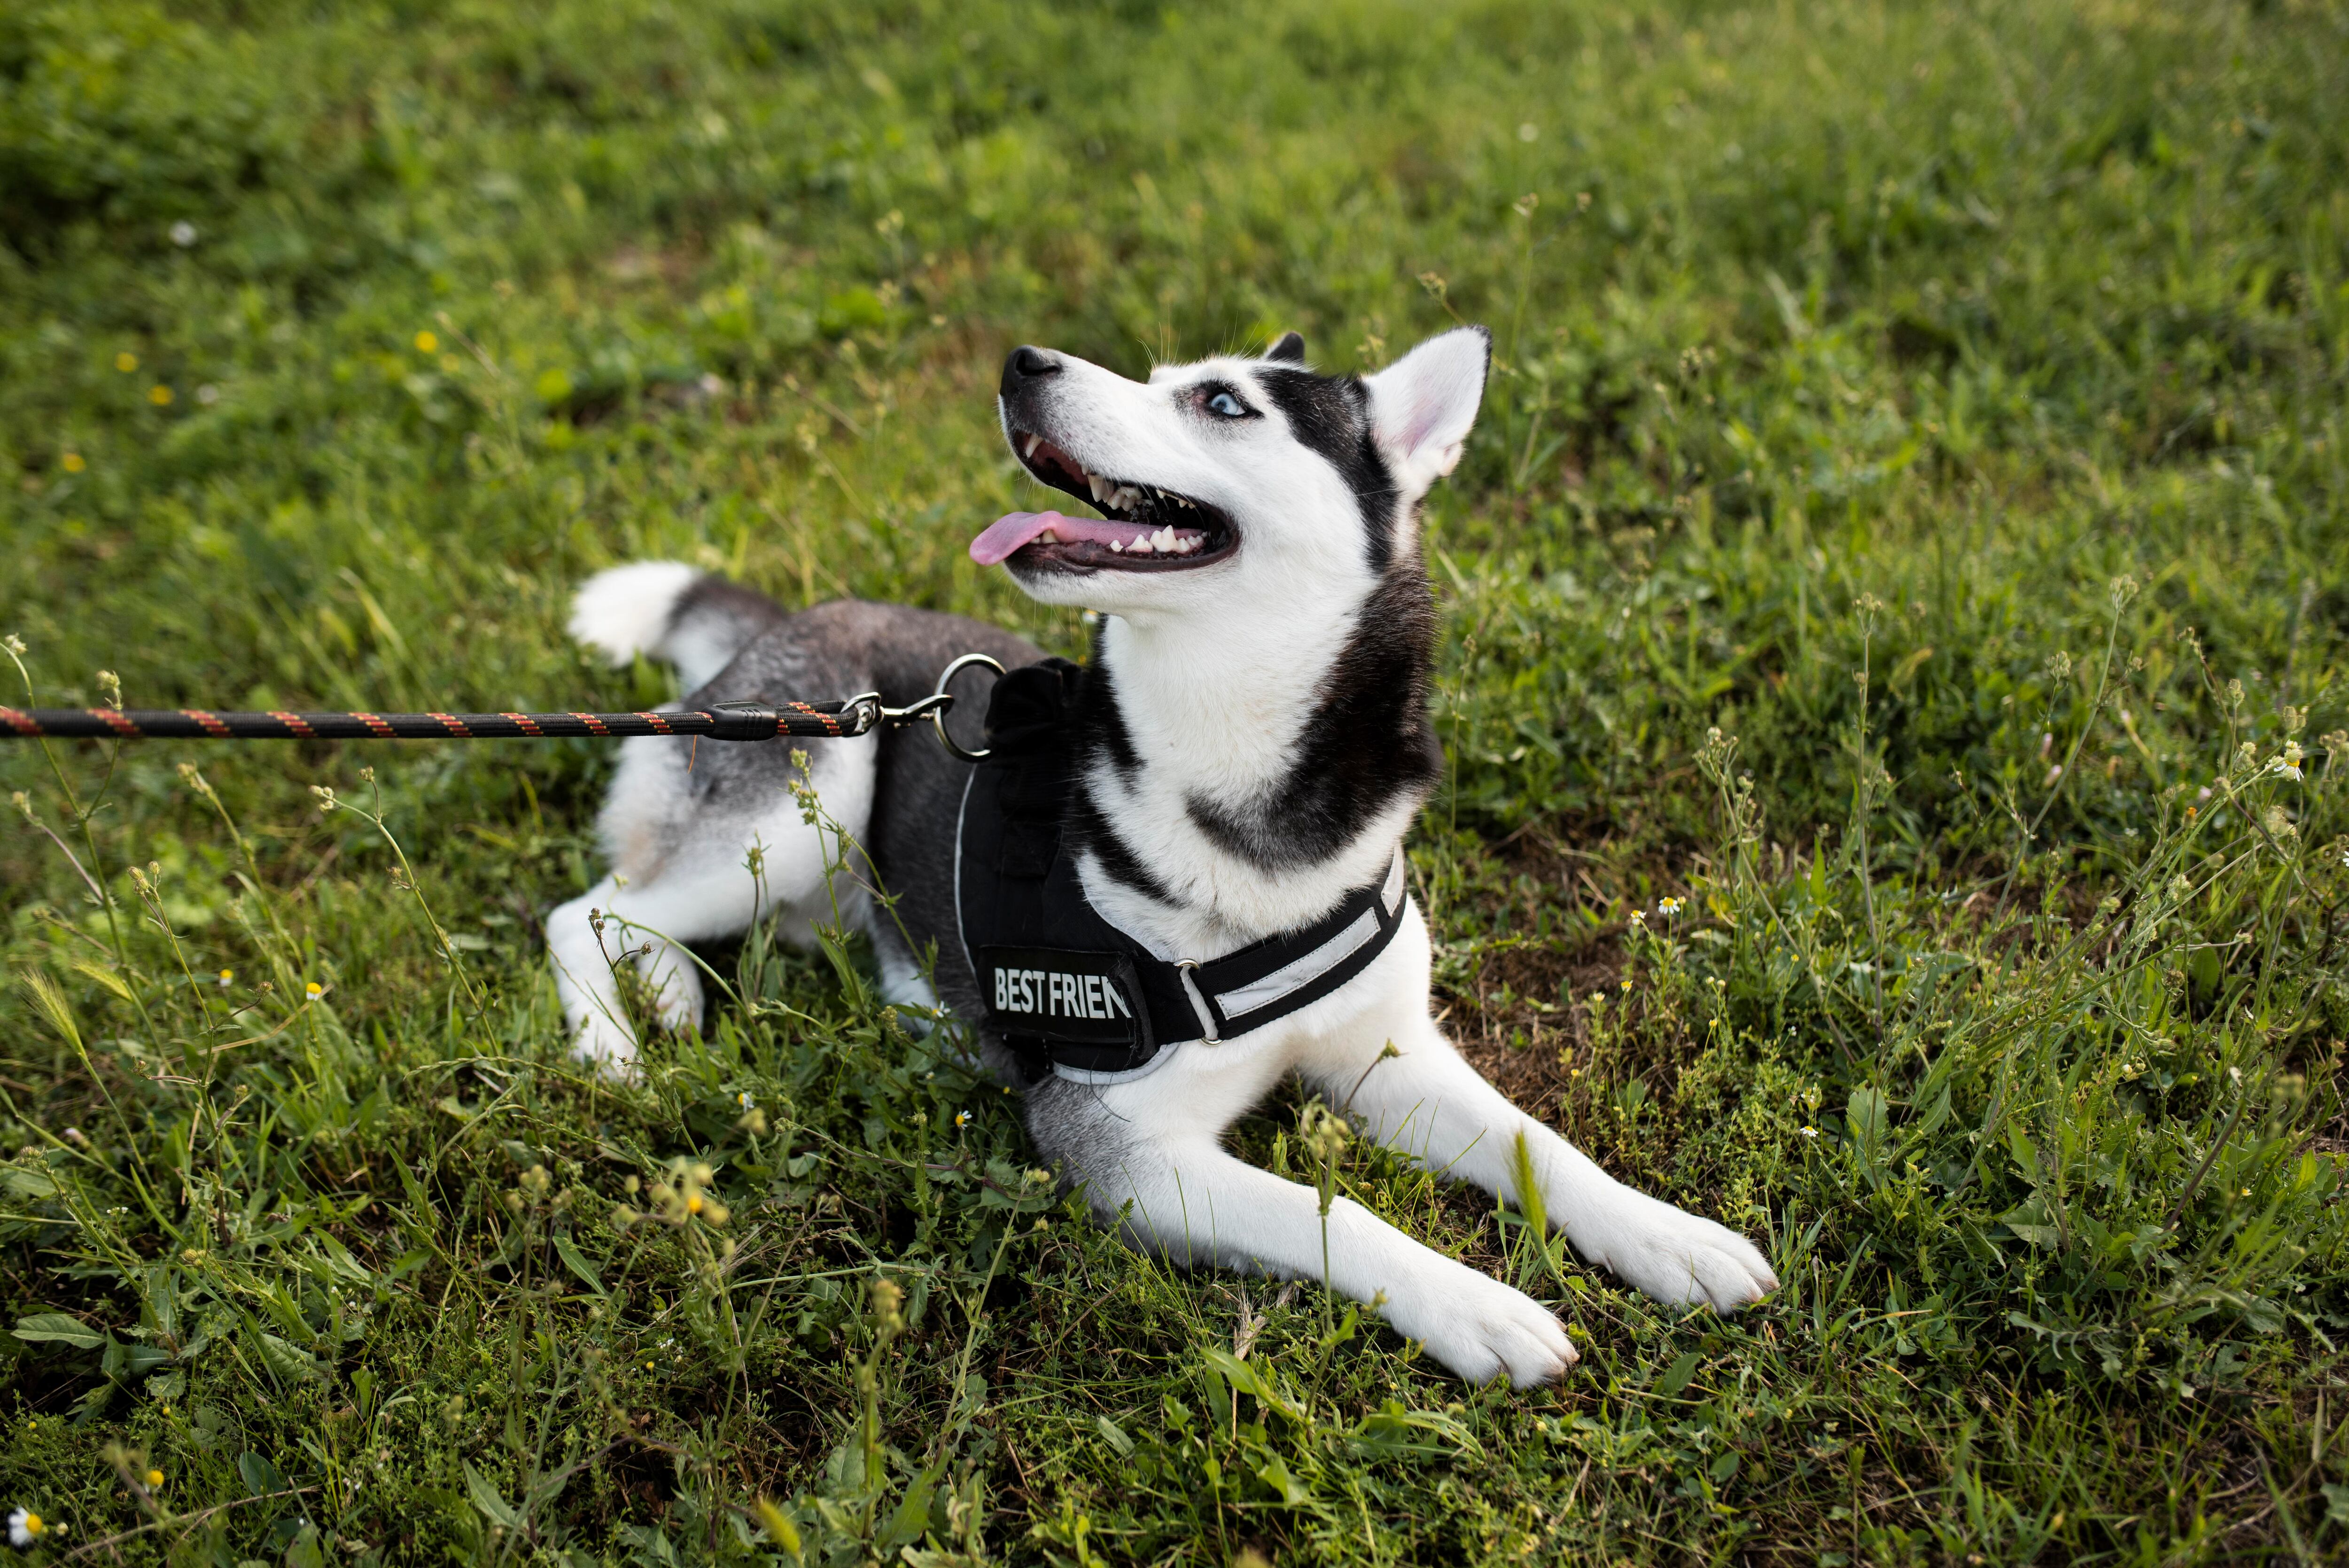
[955,659,1408,1086]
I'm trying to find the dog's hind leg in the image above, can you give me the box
[546,875,711,1066]
[548,733,878,1067]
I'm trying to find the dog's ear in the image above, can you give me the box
[1263,330,1307,364]
[1363,326,1489,495]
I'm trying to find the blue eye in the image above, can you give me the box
[1206,391,1247,418]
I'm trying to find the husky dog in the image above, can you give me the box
[548,327,1777,1386]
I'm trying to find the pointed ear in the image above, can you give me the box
[1263,330,1307,364]
[1362,326,1489,494]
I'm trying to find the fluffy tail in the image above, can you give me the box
[568,561,784,694]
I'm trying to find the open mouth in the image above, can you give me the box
[972,430,1237,572]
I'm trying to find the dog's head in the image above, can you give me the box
[977,326,1489,617]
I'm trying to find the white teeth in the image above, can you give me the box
[1128,535,1155,554]
[1087,471,1110,504]
[1109,538,1124,551]
[1153,526,1177,552]
[1110,485,1140,510]
[1038,527,1058,543]
[1023,434,1042,458]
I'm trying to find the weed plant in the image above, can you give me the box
[2,0,2347,1562]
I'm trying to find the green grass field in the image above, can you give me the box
[4,0,2348,1561]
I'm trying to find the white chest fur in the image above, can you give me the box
[1075,606,1423,962]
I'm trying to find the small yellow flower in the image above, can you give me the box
[115,352,139,373]
[217,969,233,987]
[148,384,174,405]
[9,1508,46,1547]
[145,1468,163,1488]
[60,452,86,474]
[686,1194,704,1215]
[304,981,324,999]
[954,1110,971,1129]
[1657,896,1684,917]
[414,330,438,354]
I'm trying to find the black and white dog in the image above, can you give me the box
[547,327,1776,1385]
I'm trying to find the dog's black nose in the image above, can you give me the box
[1002,345,1060,396]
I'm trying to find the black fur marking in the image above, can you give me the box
[1264,331,1307,364]
[1079,620,1143,777]
[1252,367,1400,573]
[1068,783,1182,905]
[1063,631,1176,905]
[1182,566,1443,872]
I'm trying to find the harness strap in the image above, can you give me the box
[1166,850,1407,1045]
[953,658,1411,1086]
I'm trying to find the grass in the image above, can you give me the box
[2,0,2347,1560]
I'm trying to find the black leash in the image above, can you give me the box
[0,655,1007,758]
[3,700,863,743]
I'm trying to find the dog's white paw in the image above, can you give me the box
[643,952,705,1036]
[1383,1263,1578,1388]
[571,1014,641,1073]
[1585,1189,1778,1311]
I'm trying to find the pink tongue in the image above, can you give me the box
[971,510,1173,565]
[970,510,1062,566]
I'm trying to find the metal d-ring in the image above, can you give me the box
[857,653,1004,760]
[923,652,1005,762]
[1175,959,1222,1045]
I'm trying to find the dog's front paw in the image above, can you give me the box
[1587,1189,1778,1311]
[1383,1264,1578,1388]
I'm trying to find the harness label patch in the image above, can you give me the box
[978,945,1146,1048]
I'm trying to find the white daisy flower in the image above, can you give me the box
[9,1507,48,1547]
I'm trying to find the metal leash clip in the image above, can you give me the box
[838,651,1006,763]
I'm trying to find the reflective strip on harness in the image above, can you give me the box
[1211,854,1405,1026]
